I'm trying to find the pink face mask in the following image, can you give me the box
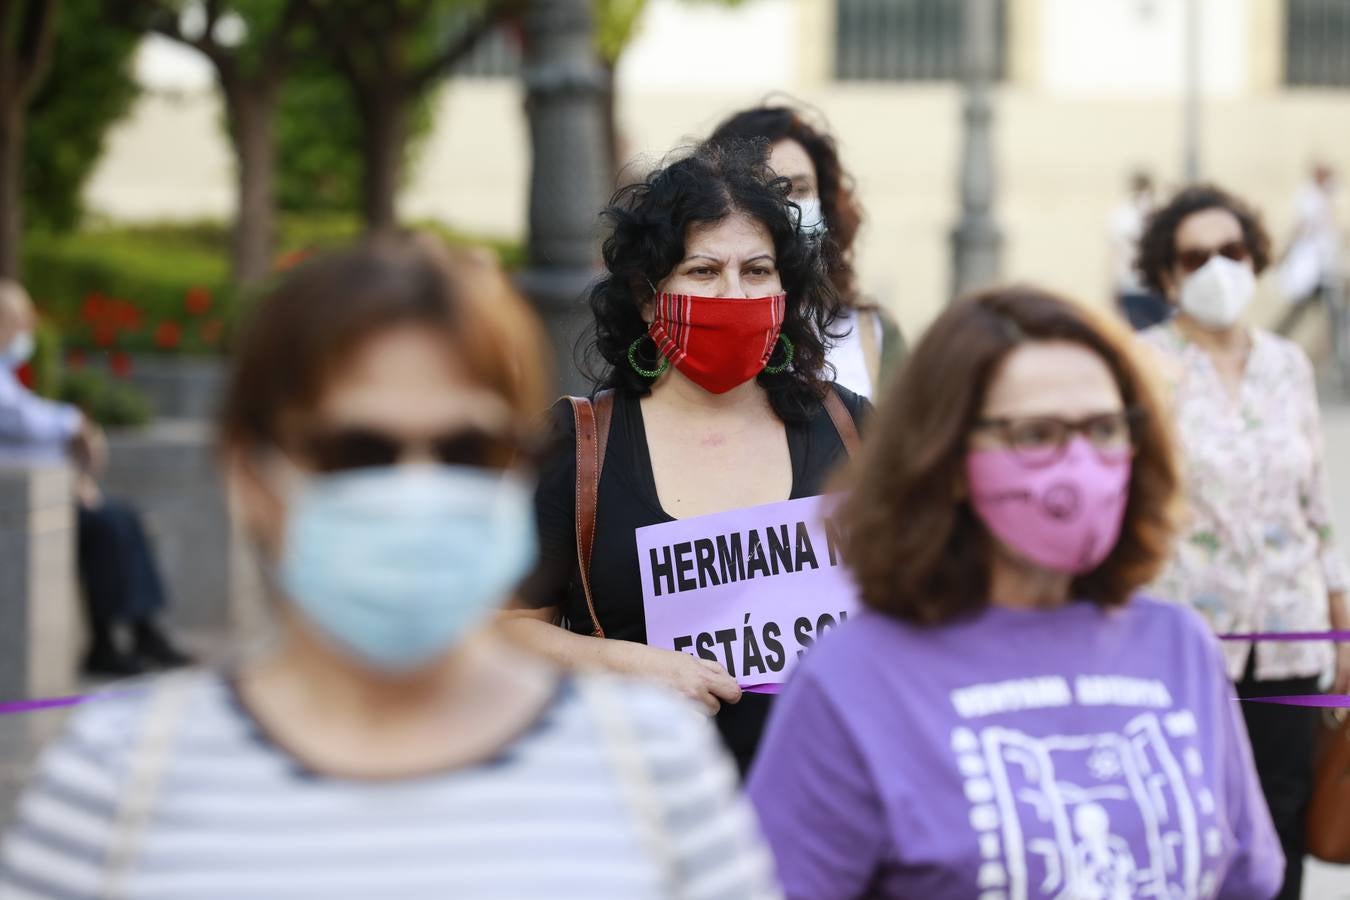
[965,437,1132,575]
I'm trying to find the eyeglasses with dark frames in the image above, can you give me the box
[973,409,1144,468]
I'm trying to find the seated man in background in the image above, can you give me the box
[0,280,190,677]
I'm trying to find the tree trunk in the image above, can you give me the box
[0,101,26,279]
[360,90,406,236]
[600,59,618,187]
[224,80,279,290]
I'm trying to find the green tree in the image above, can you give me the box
[139,0,307,288]
[301,0,524,234]
[592,0,745,182]
[0,0,60,277]
[25,0,143,233]
[275,37,434,216]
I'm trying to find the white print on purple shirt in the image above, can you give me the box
[949,706,1227,900]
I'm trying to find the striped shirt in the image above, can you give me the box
[0,670,780,899]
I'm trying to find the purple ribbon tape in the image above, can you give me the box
[1243,695,1350,708]
[1219,630,1350,642]
[0,689,140,718]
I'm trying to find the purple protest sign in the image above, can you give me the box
[637,494,858,691]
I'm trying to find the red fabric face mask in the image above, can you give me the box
[648,291,787,394]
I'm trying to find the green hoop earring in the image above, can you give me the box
[763,334,795,375]
[627,336,669,379]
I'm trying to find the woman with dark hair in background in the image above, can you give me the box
[506,140,866,774]
[710,104,905,399]
[747,285,1280,899]
[1137,184,1350,900]
[0,236,779,898]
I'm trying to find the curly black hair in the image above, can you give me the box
[1135,184,1273,296]
[710,104,864,306]
[584,139,840,424]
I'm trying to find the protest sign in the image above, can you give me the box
[637,494,858,691]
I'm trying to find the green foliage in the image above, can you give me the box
[592,0,747,65]
[19,217,523,356]
[275,25,435,215]
[59,369,153,428]
[28,320,63,399]
[594,0,647,65]
[24,0,143,232]
[23,229,233,356]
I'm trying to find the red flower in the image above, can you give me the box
[80,293,108,323]
[153,321,182,349]
[15,362,33,389]
[185,286,212,316]
[199,318,224,346]
[93,324,117,348]
[275,248,311,272]
[110,352,132,378]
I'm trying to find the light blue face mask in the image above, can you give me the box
[278,464,537,673]
[0,331,34,369]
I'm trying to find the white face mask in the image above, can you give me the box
[795,196,827,237]
[0,331,33,368]
[1178,256,1256,329]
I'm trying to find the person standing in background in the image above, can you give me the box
[710,105,905,399]
[1109,170,1169,331]
[0,281,190,677]
[1275,162,1341,338]
[1136,184,1349,900]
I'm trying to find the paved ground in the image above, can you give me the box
[4,392,1350,892]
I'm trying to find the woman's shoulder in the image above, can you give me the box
[36,670,223,779]
[1120,594,1223,650]
[1252,328,1317,381]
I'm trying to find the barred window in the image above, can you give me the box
[1286,0,1350,87]
[834,0,1008,82]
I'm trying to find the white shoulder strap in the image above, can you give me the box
[576,677,682,899]
[101,672,196,899]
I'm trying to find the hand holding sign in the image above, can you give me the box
[638,494,859,692]
[646,648,743,715]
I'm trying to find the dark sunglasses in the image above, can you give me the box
[1176,240,1249,275]
[298,424,540,475]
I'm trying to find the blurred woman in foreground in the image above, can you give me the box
[0,237,778,899]
[748,286,1280,899]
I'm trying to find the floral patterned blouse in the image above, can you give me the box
[1139,323,1347,682]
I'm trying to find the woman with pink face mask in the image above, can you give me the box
[747,286,1281,899]
[1136,185,1350,900]
[505,140,864,774]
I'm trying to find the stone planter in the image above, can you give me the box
[81,353,228,422]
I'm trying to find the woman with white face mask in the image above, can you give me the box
[0,237,780,899]
[709,105,905,400]
[1136,185,1350,900]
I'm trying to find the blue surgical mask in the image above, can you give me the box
[796,197,827,237]
[0,331,34,369]
[278,464,537,673]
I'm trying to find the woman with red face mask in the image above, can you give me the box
[505,140,864,774]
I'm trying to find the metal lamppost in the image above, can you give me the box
[517,0,610,396]
[950,0,1004,301]
[1182,0,1202,182]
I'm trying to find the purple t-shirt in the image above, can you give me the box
[746,597,1282,900]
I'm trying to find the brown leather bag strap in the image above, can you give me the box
[567,389,615,638]
[822,388,860,458]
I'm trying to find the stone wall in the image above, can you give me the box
[100,420,265,643]
[0,465,81,827]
